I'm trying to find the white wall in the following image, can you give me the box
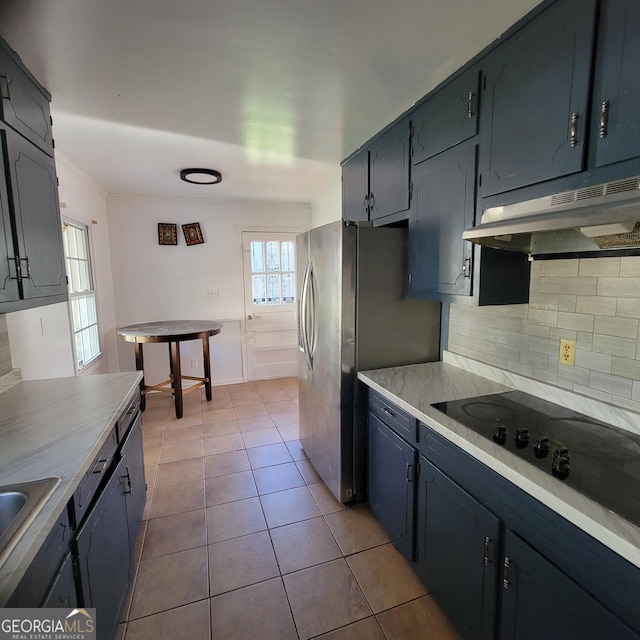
[310,170,341,228]
[6,302,75,379]
[6,153,118,379]
[107,195,311,385]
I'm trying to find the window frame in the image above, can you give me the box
[248,238,296,309]
[62,217,102,373]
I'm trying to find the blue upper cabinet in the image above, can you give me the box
[342,147,369,222]
[0,42,54,156]
[412,66,481,165]
[368,118,411,222]
[409,141,476,298]
[592,0,640,168]
[479,0,598,197]
[342,119,412,223]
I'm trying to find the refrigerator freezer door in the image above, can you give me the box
[296,230,312,454]
[297,221,357,502]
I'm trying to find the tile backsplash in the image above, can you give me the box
[0,314,11,377]
[448,256,640,413]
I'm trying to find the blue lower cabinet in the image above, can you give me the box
[75,455,132,640]
[366,398,640,638]
[416,457,500,640]
[121,413,146,561]
[500,530,639,640]
[368,414,416,561]
[419,424,640,639]
[74,413,146,640]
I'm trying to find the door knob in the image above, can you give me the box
[247,314,253,320]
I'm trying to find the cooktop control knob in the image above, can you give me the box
[515,428,530,448]
[534,437,550,458]
[552,447,570,479]
[493,426,507,445]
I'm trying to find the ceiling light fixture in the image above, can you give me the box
[179,168,222,185]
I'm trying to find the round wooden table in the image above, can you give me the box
[118,320,222,419]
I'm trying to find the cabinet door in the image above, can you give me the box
[500,530,640,640]
[75,456,131,640]
[368,414,416,560]
[409,141,476,299]
[479,0,597,196]
[3,126,67,300]
[0,138,19,304]
[120,412,146,558]
[0,45,54,155]
[412,67,480,164]
[416,459,500,640]
[342,148,369,222]
[7,506,73,607]
[43,552,78,608]
[369,120,411,221]
[592,0,640,167]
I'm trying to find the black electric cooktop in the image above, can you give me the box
[432,390,640,528]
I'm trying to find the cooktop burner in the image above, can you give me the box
[432,390,640,528]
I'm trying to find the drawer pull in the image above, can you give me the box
[91,459,108,475]
[382,407,396,419]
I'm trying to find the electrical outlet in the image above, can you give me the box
[559,339,576,366]
[190,358,198,368]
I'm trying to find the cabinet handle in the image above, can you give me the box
[8,257,19,281]
[122,466,133,495]
[0,75,10,101]
[405,463,413,483]
[467,92,474,118]
[483,536,492,565]
[570,112,579,147]
[503,557,511,589]
[462,257,471,278]
[20,257,31,280]
[369,193,375,212]
[599,100,609,138]
[382,407,396,419]
[92,459,108,475]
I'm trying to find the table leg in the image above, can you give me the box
[134,342,146,412]
[169,341,183,419]
[202,336,213,402]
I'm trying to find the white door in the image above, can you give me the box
[242,232,299,380]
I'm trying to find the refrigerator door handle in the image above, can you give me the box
[307,263,318,363]
[299,261,313,370]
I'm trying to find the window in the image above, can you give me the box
[249,239,295,306]
[62,220,101,370]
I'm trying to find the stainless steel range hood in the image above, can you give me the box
[463,176,640,256]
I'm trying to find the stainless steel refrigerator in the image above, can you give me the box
[296,220,441,503]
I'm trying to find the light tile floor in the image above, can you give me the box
[120,377,460,640]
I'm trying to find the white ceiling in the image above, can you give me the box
[0,0,542,204]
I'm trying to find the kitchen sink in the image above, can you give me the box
[0,477,60,567]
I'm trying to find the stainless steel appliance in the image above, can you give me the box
[463,175,640,256]
[432,390,640,527]
[296,220,441,503]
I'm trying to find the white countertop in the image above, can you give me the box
[0,371,142,605]
[358,353,640,569]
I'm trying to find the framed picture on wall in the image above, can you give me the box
[158,223,177,245]
[182,222,204,246]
